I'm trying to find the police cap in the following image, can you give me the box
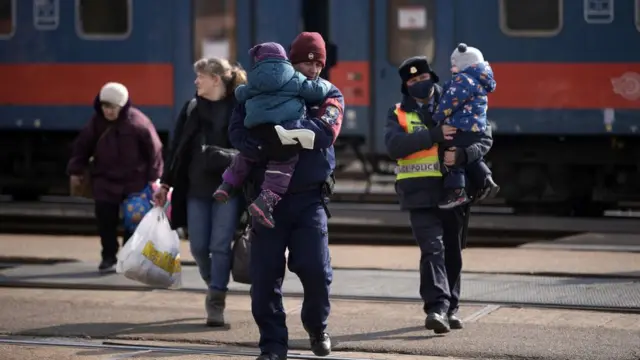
[398,56,439,84]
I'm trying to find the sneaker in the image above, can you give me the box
[98,258,117,274]
[438,188,470,209]
[248,190,280,228]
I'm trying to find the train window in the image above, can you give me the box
[0,0,15,38]
[193,0,237,63]
[387,0,436,66]
[500,0,562,36]
[76,0,131,39]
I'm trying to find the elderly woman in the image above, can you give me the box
[153,58,247,327]
[67,82,164,274]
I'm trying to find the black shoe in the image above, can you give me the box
[309,331,331,356]
[256,354,284,360]
[425,312,451,334]
[448,314,464,330]
[213,182,234,203]
[98,258,116,274]
[438,188,470,209]
[476,176,500,202]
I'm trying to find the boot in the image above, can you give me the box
[476,175,500,202]
[248,190,280,229]
[438,188,470,209]
[213,182,234,203]
[205,289,226,327]
[98,258,117,274]
[309,331,331,356]
[448,314,464,330]
[425,312,451,334]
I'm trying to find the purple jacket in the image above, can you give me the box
[67,95,164,203]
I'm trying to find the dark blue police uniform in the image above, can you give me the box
[384,56,494,333]
[229,83,344,360]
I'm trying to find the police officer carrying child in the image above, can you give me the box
[384,56,494,333]
[229,32,343,360]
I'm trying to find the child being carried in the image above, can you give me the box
[434,43,500,209]
[213,42,329,228]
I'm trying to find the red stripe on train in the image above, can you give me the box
[0,63,174,106]
[490,63,640,109]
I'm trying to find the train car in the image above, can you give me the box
[1,0,639,216]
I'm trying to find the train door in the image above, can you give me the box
[244,0,337,76]
[371,0,454,154]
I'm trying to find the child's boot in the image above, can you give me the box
[249,189,280,228]
[438,188,470,209]
[477,176,500,201]
[213,182,234,203]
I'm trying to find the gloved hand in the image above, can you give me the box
[429,124,457,143]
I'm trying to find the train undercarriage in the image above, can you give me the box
[0,130,169,201]
[334,134,640,217]
[1,130,639,217]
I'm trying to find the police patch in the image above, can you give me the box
[320,106,340,125]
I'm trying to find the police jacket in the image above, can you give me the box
[229,82,344,195]
[384,88,493,210]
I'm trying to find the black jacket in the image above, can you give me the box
[161,95,238,229]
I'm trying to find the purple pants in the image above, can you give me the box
[222,153,298,195]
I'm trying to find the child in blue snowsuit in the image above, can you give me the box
[214,42,329,228]
[433,43,500,209]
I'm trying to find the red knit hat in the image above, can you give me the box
[289,32,326,67]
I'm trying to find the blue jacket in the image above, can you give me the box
[235,58,330,128]
[433,62,496,132]
[385,88,494,210]
[229,82,344,192]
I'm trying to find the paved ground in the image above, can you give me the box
[1,234,639,277]
[0,341,463,360]
[0,289,639,360]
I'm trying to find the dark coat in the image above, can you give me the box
[384,87,494,210]
[160,94,238,229]
[67,95,164,203]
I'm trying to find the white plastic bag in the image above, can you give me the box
[116,207,182,289]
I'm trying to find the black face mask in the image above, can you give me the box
[407,80,434,99]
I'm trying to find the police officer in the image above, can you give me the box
[384,56,494,333]
[229,32,342,360]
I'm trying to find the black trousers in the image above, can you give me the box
[95,201,133,261]
[409,205,467,315]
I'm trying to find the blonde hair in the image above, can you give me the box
[193,57,247,94]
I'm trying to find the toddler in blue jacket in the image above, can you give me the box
[433,43,500,209]
[214,42,329,228]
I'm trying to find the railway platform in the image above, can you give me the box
[0,234,639,359]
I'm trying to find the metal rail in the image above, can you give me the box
[0,214,570,246]
[1,280,638,315]
[0,337,374,360]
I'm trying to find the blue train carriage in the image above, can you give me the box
[448,0,640,215]
[0,0,194,198]
[0,0,340,198]
[344,0,640,215]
